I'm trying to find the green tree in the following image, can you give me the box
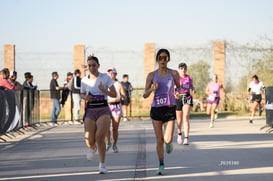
[249,54,273,87]
[237,75,249,95]
[187,60,210,98]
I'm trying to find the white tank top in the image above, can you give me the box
[108,81,120,102]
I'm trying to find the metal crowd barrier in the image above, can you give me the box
[0,89,40,141]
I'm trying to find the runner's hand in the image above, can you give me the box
[152,81,158,91]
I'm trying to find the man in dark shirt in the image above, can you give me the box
[121,74,133,122]
[50,72,61,125]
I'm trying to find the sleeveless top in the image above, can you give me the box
[108,81,121,102]
[179,75,193,94]
[208,82,220,98]
[151,69,176,107]
[248,81,265,95]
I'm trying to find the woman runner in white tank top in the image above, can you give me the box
[105,67,126,153]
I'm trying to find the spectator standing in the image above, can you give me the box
[22,73,37,126]
[68,69,82,124]
[0,68,15,90]
[9,71,23,90]
[61,72,73,123]
[50,72,62,126]
[121,74,133,121]
[60,72,73,107]
[23,74,37,90]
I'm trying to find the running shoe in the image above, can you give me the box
[113,144,119,153]
[183,137,189,145]
[177,134,183,145]
[106,142,112,152]
[68,121,73,125]
[123,117,128,122]
[209,122,214,128]
[86,147,97,160]
[74,120,81,125]
[259,109,263,116]
[157,165,165,175]
[99,166,107,174]
[165,143,173,154]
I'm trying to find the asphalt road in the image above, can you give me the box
[0,116,273,181]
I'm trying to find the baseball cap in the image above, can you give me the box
[107,67,117,73]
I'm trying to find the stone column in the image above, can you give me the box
[74,45,85,76]
[144,43,156,82]
[4,44,15,71]
[213,41,226,110]
[142,43,156,110]
[72,45,86,122]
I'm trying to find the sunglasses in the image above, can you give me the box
[158,55,169,62]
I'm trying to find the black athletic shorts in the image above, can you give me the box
[251,94,262,103]
[176,95,193,110]
[121,97,131,106]
[150,106,176,123]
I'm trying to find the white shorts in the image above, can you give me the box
[108,102,123,118]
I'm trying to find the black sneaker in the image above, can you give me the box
[259,109,263,116]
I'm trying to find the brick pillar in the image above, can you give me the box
[213,41,226,110]
[4,44,15,71]
[74,45,85,76]
[144,43,156,82]
[73,45,86,121]
[142,43,156,110]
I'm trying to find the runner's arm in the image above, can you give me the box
[143,72,156,99]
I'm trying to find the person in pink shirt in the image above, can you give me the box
[175,63,195,145]
[205,74,224,128]
[0,68,15,90]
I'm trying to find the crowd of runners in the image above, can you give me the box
[0,48,266,175]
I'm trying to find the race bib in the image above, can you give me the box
[154,94,169,106]
[208,95,215,101]
[182,84,190,89]
[110,104,119,111]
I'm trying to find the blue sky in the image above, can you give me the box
[1,0,273,52]
[1,0,273,89]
